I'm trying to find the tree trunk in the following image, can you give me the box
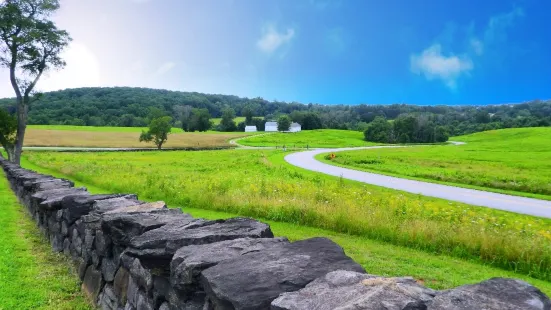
[13,99,28,165]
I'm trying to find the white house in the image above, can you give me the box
[289,122,302,132]
[245,125,257,132]
[265,121,278,132]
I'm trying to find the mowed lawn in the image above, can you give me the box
[0,169,90,310]
[320,128,551,198]
[238,129,374,148]
[24,125,257,148]
[23,149,551,282]
[210,116,246,126]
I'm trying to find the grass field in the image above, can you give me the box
[319,128,551,198]
[238,129,374,148]
[22,149,551,282]
[19,155,551,295]
[24,125,257,148]
[210,116,246,126]
[0,169,91,310]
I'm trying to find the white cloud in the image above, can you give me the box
[256,25,295,54]
[470,38,484,55]
[153,62,176,77]
[484,7,524,43]
[410,44,473,89]
[38,42,101,92]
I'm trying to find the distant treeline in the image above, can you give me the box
[0,87,550,136]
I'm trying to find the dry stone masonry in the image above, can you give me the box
[1,157,550,310]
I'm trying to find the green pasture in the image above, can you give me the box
[238,129,373,148]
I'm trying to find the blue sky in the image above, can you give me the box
[1,0,549,105]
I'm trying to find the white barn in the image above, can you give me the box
[245,125,257,132]
[265,121,278,132]
[289,122,302,132]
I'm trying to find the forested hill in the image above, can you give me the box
[0,87,550,136]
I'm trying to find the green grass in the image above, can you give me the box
[238,129,374,148]
[18,156,551,296]
[319,128,551,199]
[22,149,551,282]
[0,169,91,310]
[210,117,247,126]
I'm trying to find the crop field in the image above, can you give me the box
[0,169,90,310]
[238,129,373,148]
[23,149,551,282]
[24,125,257,148]
[319,128,551,199]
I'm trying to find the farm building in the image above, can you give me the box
[289,122,302,132]
[265,121,278,132]
[245,125,257,132]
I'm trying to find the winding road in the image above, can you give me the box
[284,146,551,219]
[23,138,551,218]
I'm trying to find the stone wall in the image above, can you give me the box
[1,157,550,310]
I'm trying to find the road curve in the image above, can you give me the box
[284,146,551,219]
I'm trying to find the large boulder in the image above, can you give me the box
[201,237,365,310]
[127,218,274,270]
[62,194,136,224]
[33,187,89,211]
[428,278,551,310]
[101,206,189,246]
[271,270,436,310]
[170,237,288,292]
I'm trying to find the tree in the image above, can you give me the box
[364,117,393,143]
[139,116,172,150]
[0,0,71,163]
[242,105,253,125]
[0,109,17,160]
[174,105,193,131]
[219,107,237,132]
[189,108,211,132]
[277,115,291,132]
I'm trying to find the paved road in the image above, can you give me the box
[285,146,551,219]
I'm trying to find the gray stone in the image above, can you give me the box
[127,217,273,270]
[201,237,365,310]
[104,201,167,215]
[114,267,130,306]
[92,195,141,214]
[34,187,89,211]
[136,291,154,310]
[124,303,135,310]
[85,229,95,250]
[63,194,133,224]
[82,266,105,303]
[78,258,89,281]
[101,208,189,246]
[98,284,118,310]
[96,229,113,257]
[271,270,436,310]
[171,237,288,292]
[61,220,69,236]
[101,257,119,282]
[50,234,64,252]
[428,278,551,310]
[63,237,71,256]
[127,276,140,307]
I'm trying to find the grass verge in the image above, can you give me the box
[0,169,91,310]
[18,158,551,295]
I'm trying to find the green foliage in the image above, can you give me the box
[188,108,212,132]
[139,116,172,149]
[0,87,549,137]
[327,127,551,198]
[277,115,291,132]
[24,149,551,281]
[0,109,17,159]
[218,107,237,132]
[364,115,449,143]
